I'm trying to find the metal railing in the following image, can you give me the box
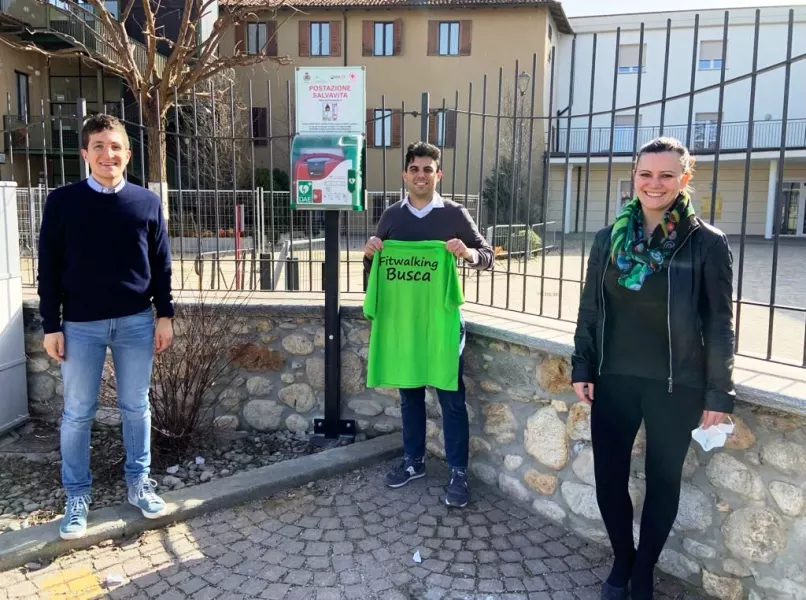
[0,0,166,76]
[3,7,806,368]
[556,119,806,155]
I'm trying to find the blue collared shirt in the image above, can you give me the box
[87,175,126,194]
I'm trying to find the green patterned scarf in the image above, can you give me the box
[610,191,696,291]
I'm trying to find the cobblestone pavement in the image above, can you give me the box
[0,460,705,600]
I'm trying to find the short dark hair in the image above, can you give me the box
[404,141,441,171]
[81,114,129,150]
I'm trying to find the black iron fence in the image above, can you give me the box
[3,7,806,368]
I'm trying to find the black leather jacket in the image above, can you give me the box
[571,218,737,413]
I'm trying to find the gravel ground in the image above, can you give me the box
[0,421,323,535]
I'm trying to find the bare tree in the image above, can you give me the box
[178,69,252,190]
[1,0,295,208]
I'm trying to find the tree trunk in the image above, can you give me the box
[143,95,170,221]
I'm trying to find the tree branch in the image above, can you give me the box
[184,53,290,90]
[119,0,137,24]
[0,33,130,79]
[141,0,159,83]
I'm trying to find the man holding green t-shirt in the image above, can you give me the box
[363,141,494,508]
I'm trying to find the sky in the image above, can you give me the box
[560,0,806,17]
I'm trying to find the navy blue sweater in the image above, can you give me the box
[37,180,174,334]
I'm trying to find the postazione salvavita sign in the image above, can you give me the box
[295,67,366,136]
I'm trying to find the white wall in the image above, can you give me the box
[552,6,806,133]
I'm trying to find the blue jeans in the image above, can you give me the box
[60,309,155,497]
[399,356,469,470]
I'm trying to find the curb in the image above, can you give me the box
[0,432,403,572]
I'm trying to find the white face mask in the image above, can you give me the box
[691,418,735,451]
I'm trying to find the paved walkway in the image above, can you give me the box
[0,460,704,600]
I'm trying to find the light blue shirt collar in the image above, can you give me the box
[87,175,126,194]
[402,193,444,218]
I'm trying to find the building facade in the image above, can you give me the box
[0,0,184,187]
[223,0,568,200]
[546,6,806,238]
[4,1,805,241]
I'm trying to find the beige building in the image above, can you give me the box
[0,0,157,187]
[224,0,571,202]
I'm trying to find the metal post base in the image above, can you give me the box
[308,418,357,448]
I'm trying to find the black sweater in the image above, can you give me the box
[37,180,174,333]
[363,199,495,273]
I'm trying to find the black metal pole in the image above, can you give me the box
[312,209,355,444]
[324,210,341,436]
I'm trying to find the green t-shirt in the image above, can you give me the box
[363,240,464,391]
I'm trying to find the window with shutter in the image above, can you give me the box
[618,44,646,73]
[391,111,402,148]
[330,21,341,56]
[693,112,720,149]
[393,19,402,55]
[438,22,460,55]
[298,21,310,56]
[458,21,472,56]
[618,180,633,207]
[266,21,278,56]
[427,21,438,56]
[445,111,457,147]
[434,110,458,147]
[247,23,267,56]
[614,114,640,127]
[699,40,724,70]
[234,23,245,53]
[310,22,331,56]
[362,21,373,56]
[435,111,446,146]
[374,22,394,56]
[365,109,375,146]
[373,109,393,147]
[252,107,268,147]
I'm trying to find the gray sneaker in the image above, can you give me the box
[444,468,469,508]
[384,457,426,488]
[60,495,91,540]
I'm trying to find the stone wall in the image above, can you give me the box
[22,301,806,600]
[22,303,404,438]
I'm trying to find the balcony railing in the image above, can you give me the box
[4,114,81,153]
[0,0,166,77]
[4,113,146,181]
[554,119,806,155]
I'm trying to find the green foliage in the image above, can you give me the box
[505,228,542,254]
[254,168,290,191]
[482,156,542,226]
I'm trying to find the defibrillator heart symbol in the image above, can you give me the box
[348,178,355,184]
[299,184,310,194]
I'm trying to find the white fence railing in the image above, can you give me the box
[14,186,481,258]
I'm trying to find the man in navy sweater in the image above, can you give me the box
[37,114,175,540]
[363,142,494,509]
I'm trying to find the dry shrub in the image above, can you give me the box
[101,290,258,457]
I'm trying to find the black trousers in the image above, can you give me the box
[591,374,705,571]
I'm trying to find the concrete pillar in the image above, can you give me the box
[765,159,778,240]
[0,181,29,434]
[96,68,104,114]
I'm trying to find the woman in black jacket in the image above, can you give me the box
[571,137,736,600]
